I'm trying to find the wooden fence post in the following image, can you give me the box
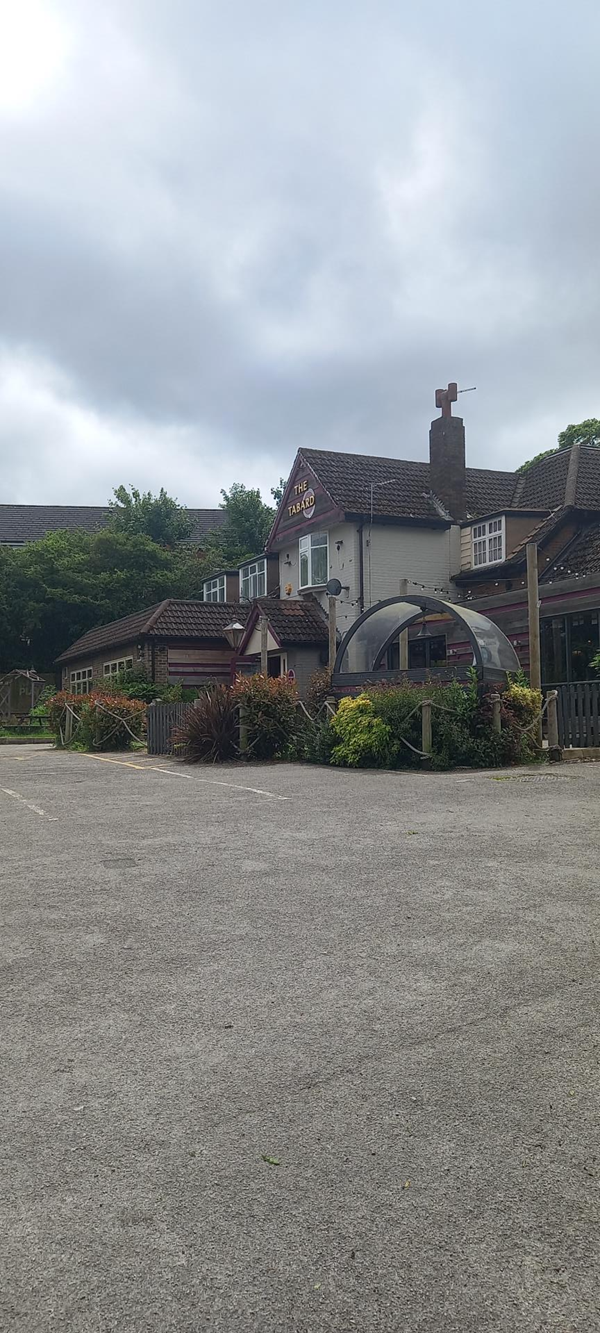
[546,690,561,761]
[421,699,432,760]
[239,704,248,754]
[491,694,501,734]
[64,705,73,746]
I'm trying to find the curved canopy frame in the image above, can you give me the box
[333,594,519,682]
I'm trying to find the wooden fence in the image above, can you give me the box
[546,682,600,748]
[147,702,191,755]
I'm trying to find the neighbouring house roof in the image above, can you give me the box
[55,600,250,664]
[0,504,225,546]
[186,510,227,541]
[0,505,109,544]
[239,596,329,653]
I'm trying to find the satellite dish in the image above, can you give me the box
[326,578,342,596]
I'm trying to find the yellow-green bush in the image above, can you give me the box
[329,695,396,768]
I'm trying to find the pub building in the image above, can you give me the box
[56,389,600,693]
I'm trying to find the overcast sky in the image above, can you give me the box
[1,0,599,505]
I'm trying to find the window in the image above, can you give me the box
[299,532,328,588]
[103,656,133,677]
[540,611,600,683]
[240,558,267,601]
[386,635,447,671]
[70,668,93,695]
[409,634,447,671]
[203,575,226,602]
[472,517,505,567]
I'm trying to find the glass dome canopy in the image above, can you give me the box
[334,594,519,684]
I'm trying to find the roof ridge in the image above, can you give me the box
[143,598,172,633]
[564,441,581,506]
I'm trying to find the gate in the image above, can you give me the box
[147,701,190,755]
[547,682,600,748]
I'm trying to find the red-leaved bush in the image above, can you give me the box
[47,690,146,751]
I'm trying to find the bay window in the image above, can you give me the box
[299,532,328,588]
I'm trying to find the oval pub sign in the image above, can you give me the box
[287,478,316,519]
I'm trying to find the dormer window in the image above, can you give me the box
[204,575,226,602]
[240,558,267,601]
[472,517,505,567]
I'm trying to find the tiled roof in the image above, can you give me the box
[147,601,249,638]
[541,519,600,580]
[0,504,225,546]
[254,596,329,646]
[574,448,600,509]
[299,448,516,521]
[298,443,600,523]
[465,468,516,516]
[56,600,249,664]
[515,450,572,509]
[0,505,109,544]
[185,509,226,540]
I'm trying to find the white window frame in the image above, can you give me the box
[203,575,226,602]
[240,558,267,601]
[472,516,505,568]
[70,667,93,695]
[103,656,133,677]
[299,532,328,588]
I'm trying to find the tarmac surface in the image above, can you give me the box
[2,744,600,1332]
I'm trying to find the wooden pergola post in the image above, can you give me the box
[526,543,543,746]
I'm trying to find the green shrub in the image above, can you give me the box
[103,667,184,704]
[326,676,542,772]
[232,674,299,760]
[173,687,238,763]
[329,695,397,768]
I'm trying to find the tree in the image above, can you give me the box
[557,419,600,450]
[271,477,287,505]
[516,448,559,474]
[107,485,193,546]
[206,483,275,565]
[518,418,600,473]
[0,528,212,674]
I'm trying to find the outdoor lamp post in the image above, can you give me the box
[224,620,247,753]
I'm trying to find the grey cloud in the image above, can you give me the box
[1,0,600,502]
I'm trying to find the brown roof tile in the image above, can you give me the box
[540,519,600,580]
[254,596,329,646]
[516,450,572,509]
[56,600,250,664]
[299,447,516,521]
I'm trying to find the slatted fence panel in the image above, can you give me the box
[147,702,190,755]
[547,683,600,748]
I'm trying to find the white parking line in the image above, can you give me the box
[0,788,58,820]
[151,766,289,800]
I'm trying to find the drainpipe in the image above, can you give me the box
[358,522,365,613]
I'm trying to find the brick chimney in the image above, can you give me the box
[429,382,466,520]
